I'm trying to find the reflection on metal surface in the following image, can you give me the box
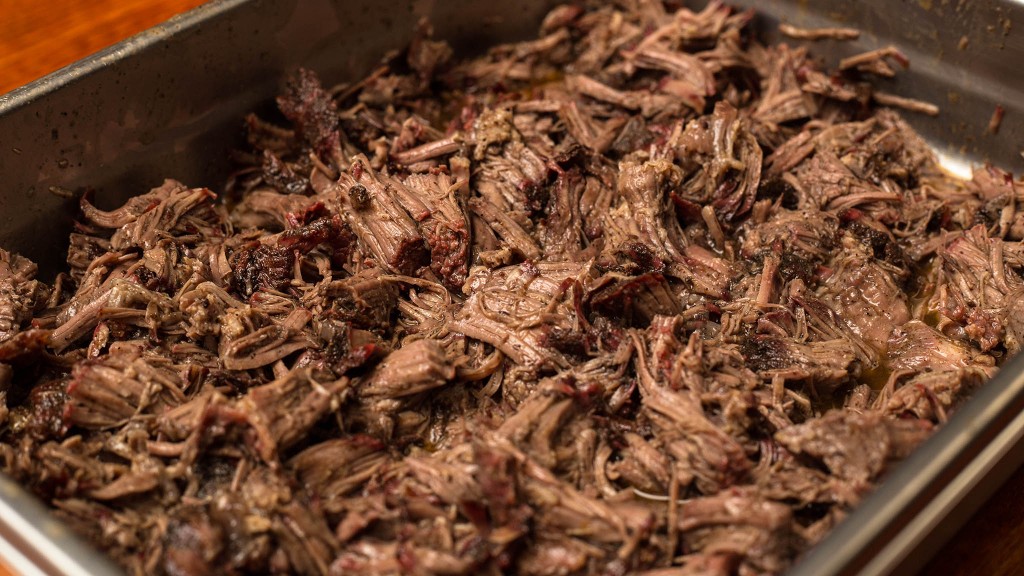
[0,473,121,576]
[935,150,975,180]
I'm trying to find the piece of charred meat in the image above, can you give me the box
[1,2,1020,575]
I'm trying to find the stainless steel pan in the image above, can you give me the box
[2,1,1023,574]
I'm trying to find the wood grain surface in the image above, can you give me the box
[2,1,1024,575]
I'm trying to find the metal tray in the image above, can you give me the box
[1,0,1023,574]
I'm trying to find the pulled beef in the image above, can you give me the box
[0,248,50,343]
[3,3,1021,576]
[277,68,342,161]
[65,348,189,429]
[672,102,763,221]
[775,411,932,485]
[230,244,295,296]
[333,157,430,275]
[402,171,471,289]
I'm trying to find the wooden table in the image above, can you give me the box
[2,1,1024,575]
